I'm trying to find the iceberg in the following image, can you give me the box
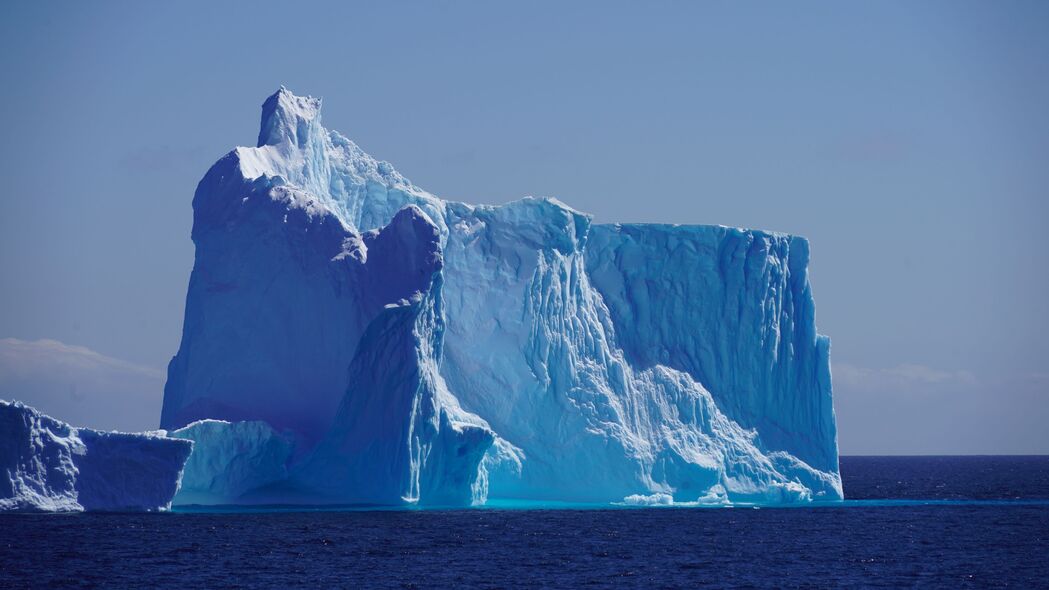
[0,400,192,512]
[160,87,841,506]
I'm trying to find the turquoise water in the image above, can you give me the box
[169,497,1049,514]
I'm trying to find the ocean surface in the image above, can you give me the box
[2,456,1047,589]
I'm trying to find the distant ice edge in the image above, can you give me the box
[0,400,192,512]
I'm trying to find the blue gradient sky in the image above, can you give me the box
[1,1,1046,453]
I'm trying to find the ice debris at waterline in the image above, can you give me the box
[155,87,840,507]
[0,400,192,512]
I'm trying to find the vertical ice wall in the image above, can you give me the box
[295,275,495,506]
[585,225,838,473]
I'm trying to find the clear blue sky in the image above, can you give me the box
[1,1,1046,453]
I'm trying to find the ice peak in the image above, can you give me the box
[257,87,323,148]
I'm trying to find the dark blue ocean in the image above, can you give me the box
[2,456,1047,589]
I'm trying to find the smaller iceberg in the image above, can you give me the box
[168,419,296,505]
[0,400,192,512]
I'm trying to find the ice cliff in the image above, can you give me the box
[0,400,191,512]
[160,88,841,506]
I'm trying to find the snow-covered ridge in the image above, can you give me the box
[160,88,841,506]
[0,400,192,512]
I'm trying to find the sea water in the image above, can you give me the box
[1,456,1047,588]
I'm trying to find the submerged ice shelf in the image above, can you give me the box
[0,87,840,512]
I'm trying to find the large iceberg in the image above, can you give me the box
[160,88,841,506]
[0,400,192,512]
